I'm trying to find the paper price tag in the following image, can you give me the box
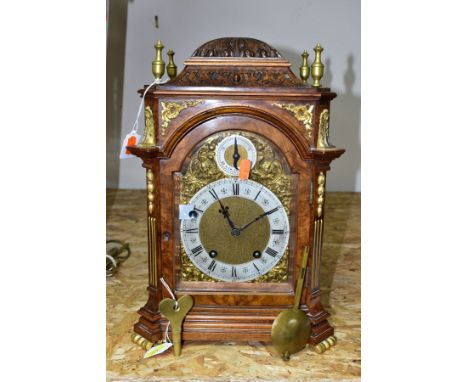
[120,132,141,159]
[143,342,173,358]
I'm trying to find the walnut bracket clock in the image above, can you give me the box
[127,37,344,354]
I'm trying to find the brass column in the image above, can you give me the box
[146,168,157,286]
[311,172,326,290]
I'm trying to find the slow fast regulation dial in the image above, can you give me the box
[215,135,257,176]
[180,178,289,282]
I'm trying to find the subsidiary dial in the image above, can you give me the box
[215,135,257,176]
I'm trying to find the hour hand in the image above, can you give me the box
[210,188,237,230]
[233,137,240,170]
[219,205,237,230]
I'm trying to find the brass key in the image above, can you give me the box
[159,294,193,356]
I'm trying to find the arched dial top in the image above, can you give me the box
[180,178,290,282]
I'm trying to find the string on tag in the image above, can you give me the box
[120,77,169,159]
[160,277,178,309]
[130,78,168,134]
[164,320,171,343]
[160,276,177,344]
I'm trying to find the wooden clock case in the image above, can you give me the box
[127,37,344,351]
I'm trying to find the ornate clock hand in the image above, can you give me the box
[211,188,238,231]
[238,206,280,232]
[220,205,238,231]
[233,137,240,170]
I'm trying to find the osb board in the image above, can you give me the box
[106,190,361,381]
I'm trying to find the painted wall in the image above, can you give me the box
[107,0,128,188]
[108,0,360,191]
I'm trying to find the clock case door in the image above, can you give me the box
[162,111,316,343]
[172,120,298,291]
[133,100,340,344]
[127,39,345,346]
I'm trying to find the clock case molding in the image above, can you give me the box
[127,38,344,348]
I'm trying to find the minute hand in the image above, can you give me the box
[238,206,280,232]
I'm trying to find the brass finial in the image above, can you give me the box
[311,43,324,87]
[167,49,177,80]
[152,40,166,80]
[299,50,310,83]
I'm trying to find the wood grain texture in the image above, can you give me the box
[131,114,337,344]
[126,37,345,348]
[106,190,361,381]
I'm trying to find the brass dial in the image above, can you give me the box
[199,196,270,265]
[180,178,289,282]
[179,130,293,283]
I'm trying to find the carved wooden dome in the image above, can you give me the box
[157,37,314,89]
[192,37,282,58]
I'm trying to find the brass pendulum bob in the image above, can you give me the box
[152,40,166,80]
[299,50,310,83]
[271,246,311,360]
[311,43,324,88]
[167,49,178,80]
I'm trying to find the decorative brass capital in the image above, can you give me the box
[160,100,203,135]
[273,103,314,138]
[139,106,156,147]
[300,50,310,83]
[317,109,334,149]
[311,43,324,88]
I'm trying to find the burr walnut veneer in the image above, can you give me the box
[127,38,344,351]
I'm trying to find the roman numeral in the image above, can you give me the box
[265,247,278,257]
[191,245,203,256]
[209,189,219,200]
[253,263,260,273]
[254,189,262,201]
[184,228,199,234]
[231,266,237,278]
[194,207,204,213]
[266,206,280,215]
[208,260,217,272]
[232,182,240,196]
[272,229,285,235]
